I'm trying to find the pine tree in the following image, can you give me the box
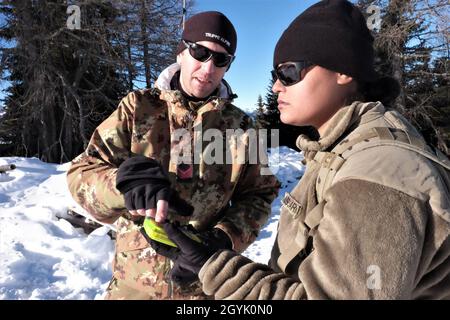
[0,0,187,162]
[117,0,191,89]
[255,94,267,129]
[357,0,450,155]
[0,1,130,162]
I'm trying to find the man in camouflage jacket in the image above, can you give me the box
[66,11,280,299]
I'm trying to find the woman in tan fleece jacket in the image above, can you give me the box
[156,0,450,299]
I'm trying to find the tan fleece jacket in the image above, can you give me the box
[198,101,450,299]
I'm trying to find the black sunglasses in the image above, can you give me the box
[271,61,314,86]
[183,40,235,68]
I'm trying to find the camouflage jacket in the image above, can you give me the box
[67,63,280,254]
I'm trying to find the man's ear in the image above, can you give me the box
[337,73,353,85]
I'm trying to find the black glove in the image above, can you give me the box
[170,263,199,286]
[116,156,193,215]
[169,226,233,286]
[159,222,232,275]
[140,223,198,285]
[144,235,198,285]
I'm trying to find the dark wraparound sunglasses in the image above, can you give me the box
[271,61,314,86]
[183,40,235,68]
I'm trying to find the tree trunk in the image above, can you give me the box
[126,35,134,91]
[140,0,151,88]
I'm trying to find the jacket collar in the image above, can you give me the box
[296,101,385,157]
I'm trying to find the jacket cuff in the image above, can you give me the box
[214,223,247,253]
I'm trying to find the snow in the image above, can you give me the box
[0,147,304,300]
[242,147,305,263]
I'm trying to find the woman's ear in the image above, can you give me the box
[337,73,353,85]
[176,53,182,65]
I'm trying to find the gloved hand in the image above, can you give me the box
[159,222,233,275]
[170,263,199,286]
[143,234,198,285]
[116,156,193,216]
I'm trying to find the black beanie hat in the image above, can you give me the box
[274,0,377,82]
[176,11,237,55]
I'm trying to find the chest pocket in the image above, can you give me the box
[276,192,325,275]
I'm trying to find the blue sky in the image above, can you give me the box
[0,0,317,113]
[194,0,318,112]
[2,0,346,114]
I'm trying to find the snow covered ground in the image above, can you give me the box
[0,147,304,300]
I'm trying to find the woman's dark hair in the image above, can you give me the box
[354,77,401,107]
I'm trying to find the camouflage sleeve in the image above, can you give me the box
[66,92,137,224]
[214,117,281,252]
[215,163,280,253]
